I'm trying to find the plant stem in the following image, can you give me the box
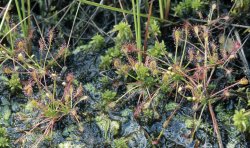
[174,41,178,63]
[15,0,25,36]
[114,85,140,104]
[52,78,57,108]
[27,0,32,55]
[0,0,12,31]
[78,0,171,23]
[192,104,206,139]
[132,0,137,42]
[180,28,188,66]
[159,0,164,19]
[7,23,14,50]
[136,0,142,62]
[143,0,154,59]
[67,2,81,64]
[165,0,171,19]
[21,0,27,36]
[211,82,239,98]
[27,0,31,30]
[0,15,29,43]
[154,98,183,144]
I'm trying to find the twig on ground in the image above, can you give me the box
[208,102,223,148]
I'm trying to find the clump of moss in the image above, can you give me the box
[138,109,154,124]
[0,128,9,148]
[147,20,161,37]
[165,102,179,111]
[73,34,105,54]
[102,90,116,102]
[112,22,133,44]
[174,0,208,16]
[100,55,113,69]
[96,114,120,141]
[233,109,250,132]
[8,73,22,92]
[58,141,84,148]
[0,106,11,122]
[148,41,166,58]
[113,137,128,148]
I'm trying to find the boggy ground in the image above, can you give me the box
[1,49,247,147]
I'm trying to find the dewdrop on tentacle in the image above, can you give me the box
[188,48,195,62]
[212,4,216,11]
[173,28,182,45]
[149,60,158,75]
[113,58,121,68]
[149,60,157,70]
[162,72,169,83]
[39,38,45,51]
[223,89,230,98]
[193,25,199,36]
[17,53,25,62]
[23,83,33,97]
[203,27,209,43]
[48,28,55,44]
[51,73,57,80]
[62,82,66,86]
[178,86,183,93]
[239,77,248,85]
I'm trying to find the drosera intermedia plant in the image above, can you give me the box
[98,4,250,147]
[18,73,88,146]
[0,22,91,144]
